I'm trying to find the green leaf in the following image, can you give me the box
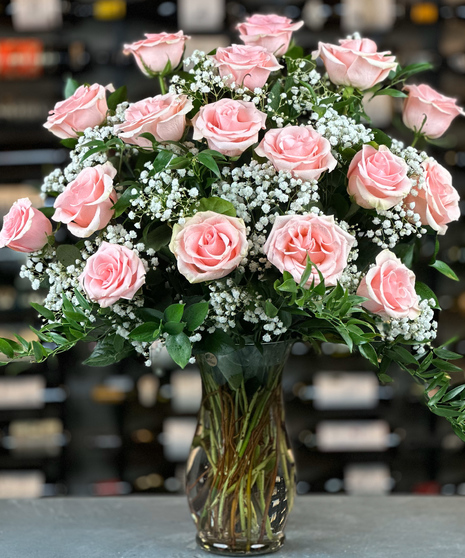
[64,78,79,99]
[163,321,185,335]
[0,338,15,359]
[151,150,173,174]
[374,88,407,98]
[139,132,157,146]
[378,373,393,383]
[415,281,440,308]
[144,224,172,251]
[386,346,418,366]
[197,152,221,178]
[30,302,55,321]
[372,128,392,148]
[434,348,462,360]
[299,257,313,288]
[267,79,283,113]
[129,322,160,343]
[112,185,140,218]
[49,332,69,345]
[63,310,88,323]
[197,197,236,217]
[107,85,127,111]
[359,343,379,367]
[83,336,133,367]
[393,243,415,268]
[32,341,47,362]
[56,244,81,268]
[265,301,278,319]
[165,333,191,368]
[277,279,297,293]
[38,207,55,219]
[73,288,92,311]
[60,138,78,149]
[430,260,459,281]
[184,302,209,332]
[195,329,236,356]
[431,359,463,373]
[164,304,185,323]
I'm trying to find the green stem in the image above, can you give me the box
[158,75,167,95]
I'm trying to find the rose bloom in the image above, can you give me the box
[115,94,192,148]
[357,250,420,319]
[44,83,109,139]
[0,198,52,253]
[404,159,460,235]
[312,38,397,90]
[123,31,190,75]
[192,99,267,157]
[255,125,337,181]
[237,14,304,57]
[53,162,117,238]
[169,211,248,283]
[402,84,465,139]
[211,44,282,91]
[79,241,146,308]
[264,214,355,287]
[347,145,411,210]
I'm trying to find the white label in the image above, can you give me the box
[0,376,45,409]
[313,371,379,410]
[344,463,392,494]
[171,370,202,413]
[162,418,197,462]
[12,0,62,32]
[178,0,225,33]
[342,0,396,32]
[317,420,390,452]
[0,471,44,498]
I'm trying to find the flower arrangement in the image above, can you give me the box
[0,14,464,444]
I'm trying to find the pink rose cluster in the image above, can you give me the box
[236,14,303,56]
[402,83,464,139]
[79,242,146,308]
[0,198,52,253]
[357,250,420,320]
[115,93,192,148]
[44,83,110,139]
[192,99,266,157]
[255,125,337,181]
[347,145,411,211]
[123,31,190,75]
[264,214,355,288]
[169,211,248,283]
[313,38,397,91]
[211,44,282,91]
[52,162,117,238]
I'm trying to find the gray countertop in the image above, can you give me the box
[0,496,463,557]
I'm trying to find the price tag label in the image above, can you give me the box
[0,376,45,409]
[313,371,379,410]
[317,420,390,452]
[178,0,225,33]
[12,0,62,32]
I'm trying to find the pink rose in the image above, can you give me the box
[114,94,192,148]
[53,162,117,238]
[347,145,411,210]
[404,159,460,235]
[237,14,304,57]
[79,241,146,308]
[402,84,465,139]
[312,38,397,90]
[192,99,266,157]
[0,198,52,253]
[44,84,109,139]
[357,250,420,319]
[255,125,337,181]
[169,211,248,283]
[123,31,190,75]
[211,44,282,90]
[264,214,355,287]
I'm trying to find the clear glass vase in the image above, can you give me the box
[186,342,296,556]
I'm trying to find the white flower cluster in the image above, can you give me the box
[169,50,268,107]
[129,157,200,225]
[309,106,374,149]
[212,160,320,272]
[207,280,288,341]
[378,298,438,351]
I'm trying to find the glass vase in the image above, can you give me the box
[186,342,296,556]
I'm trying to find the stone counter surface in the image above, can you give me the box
[0,496,463,557]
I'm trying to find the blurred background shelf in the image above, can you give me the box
[0,0,464,499]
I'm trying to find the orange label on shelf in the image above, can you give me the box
[0,38,44,79]
[410,3,439,25]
